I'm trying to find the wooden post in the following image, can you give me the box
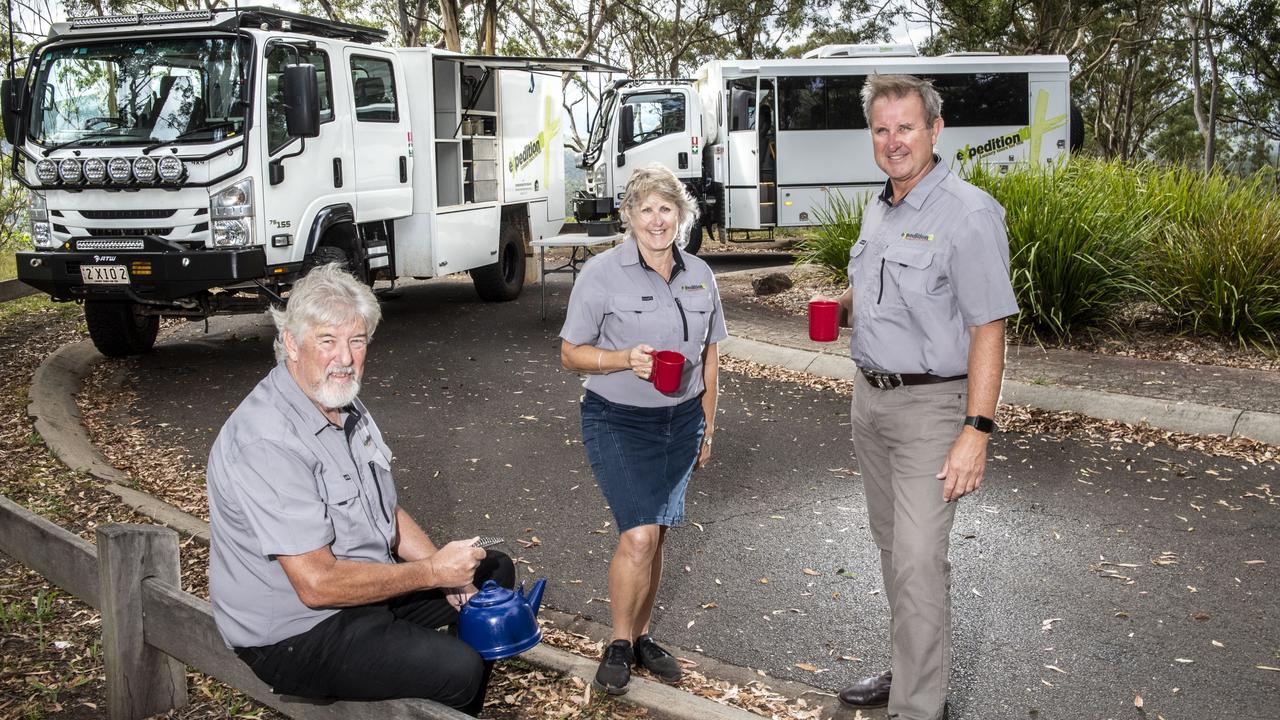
[97,523,188,720]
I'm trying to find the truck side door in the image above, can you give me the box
[260,41,355,265]
[724,78,760,230]
[344,49,413,221]
[612,90,694,202]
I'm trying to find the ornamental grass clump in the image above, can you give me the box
[795,190,871,282]
[1143,167,1280,348]
[968,158,1152,341]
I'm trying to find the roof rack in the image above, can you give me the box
[59,5,387,44]
[230,6,388,44]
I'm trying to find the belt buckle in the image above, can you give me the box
[870,371,897,390]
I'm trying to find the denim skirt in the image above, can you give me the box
[580,390,705,533]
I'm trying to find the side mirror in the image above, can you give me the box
[2,77,25,147]
[283,64,319,138]
[619,104,634,148]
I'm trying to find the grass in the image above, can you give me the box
[793,190,871,282]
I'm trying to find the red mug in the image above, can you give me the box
[649,350,685,394]
[808,300,840,342]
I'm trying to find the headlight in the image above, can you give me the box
[212,218,251,246]
[211,178,254,219]
[592,163,606,194]
[29,193,55,249]
[58,158,83,183]
[108,157,133,183]
[35,159,58,184]
[157,156,185,183]
[82,158,108,183]
[132,156,157,183]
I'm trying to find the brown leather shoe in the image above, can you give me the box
[838,670,891,708]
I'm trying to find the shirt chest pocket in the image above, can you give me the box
[676,292,715,343]
[317,470,367,555]
[880,244,941,308]
[606,295,667,342]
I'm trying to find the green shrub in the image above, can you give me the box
[1147,192,1280,348]
[794,190,871,282]
[969,159,1153,341]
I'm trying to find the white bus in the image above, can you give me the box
[577,45,1079,252]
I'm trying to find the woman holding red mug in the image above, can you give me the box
[559,164,728,695]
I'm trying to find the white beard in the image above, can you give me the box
[314,368,360,410]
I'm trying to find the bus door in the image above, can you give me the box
[757,78,777,225]
[724,77,759,230]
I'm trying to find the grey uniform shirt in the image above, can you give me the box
[848,157,1018,377]
[560,236,729,407]
[207,363,399,648]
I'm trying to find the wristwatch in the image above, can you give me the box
[963,415,996,433]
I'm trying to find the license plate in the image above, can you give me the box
[80,264,130,285]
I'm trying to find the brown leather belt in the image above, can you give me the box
[860,368,968,390]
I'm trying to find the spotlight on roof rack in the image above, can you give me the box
[70,14,141,29]
[141,10,213,24]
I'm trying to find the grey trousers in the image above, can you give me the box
[851,371,967,720]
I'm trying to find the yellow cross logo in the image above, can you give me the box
[1021,89,1067,163]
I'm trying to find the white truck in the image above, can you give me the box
[576,44,1079,253]
[4,6,614,356]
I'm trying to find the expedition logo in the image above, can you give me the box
[954,89,1067,164]
[507,95,562,185]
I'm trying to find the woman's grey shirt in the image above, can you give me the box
[560,237,728,407]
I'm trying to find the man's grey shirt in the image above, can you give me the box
[560,236,729,407]
[847,157,1019,376]
[207,363,398,648]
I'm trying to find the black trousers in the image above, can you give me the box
[236,551,515,716]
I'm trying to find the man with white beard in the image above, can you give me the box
[206,263,513,715]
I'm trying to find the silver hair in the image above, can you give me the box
[860,74,943,127]
[271,263,381,362]
[619,163,700,246]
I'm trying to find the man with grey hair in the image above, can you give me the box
[206,263,513,715]
[817,75,1017,720]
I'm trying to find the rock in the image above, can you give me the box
[752,272,793,296]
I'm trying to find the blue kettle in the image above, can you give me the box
[458,578,547,660]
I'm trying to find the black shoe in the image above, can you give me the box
[593,640,634,695]
[633,634,682,683]
[838,670,891,708]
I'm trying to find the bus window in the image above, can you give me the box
[728,79,756,131]
[779,75,867,130]
[926,73,1028,127]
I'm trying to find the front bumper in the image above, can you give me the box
[16,236,267,302]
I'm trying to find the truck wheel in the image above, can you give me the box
[304,244,351,275]
[84,301,159,357]
[680,226,704,255]
[471,227,525,302]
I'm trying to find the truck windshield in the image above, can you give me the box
[27,36,250,149]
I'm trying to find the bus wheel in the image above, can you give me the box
[84,301,159,357]
[472,226,525,302]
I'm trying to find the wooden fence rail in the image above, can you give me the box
[0,494,467,719]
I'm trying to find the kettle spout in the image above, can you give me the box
[526,578,547,617]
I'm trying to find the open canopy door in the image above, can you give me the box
[433,54,623,74]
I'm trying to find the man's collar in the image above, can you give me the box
[878,154,949,209]
[270,362,359,436]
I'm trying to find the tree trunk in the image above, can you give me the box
[481,0,498,54]
[439,0,462,52]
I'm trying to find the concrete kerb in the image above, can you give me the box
[26,339,842,720]
[715,265,1280,446]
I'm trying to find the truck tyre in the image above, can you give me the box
[681,226,704,255]
[304,244,350,275]
[471,227,525,302]
[84,301,159,357]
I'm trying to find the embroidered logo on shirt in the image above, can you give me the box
[901,232,934,242]
[680,283,707,292]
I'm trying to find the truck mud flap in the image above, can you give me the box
[16,236,267,302]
